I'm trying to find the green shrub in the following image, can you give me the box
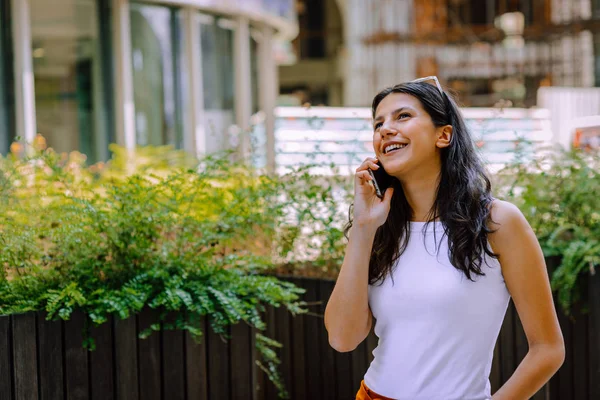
[497,147,600,313]
[272,145,600,316]
[270,164,354,279]
[0,142,305,398]
[1,135,597,396]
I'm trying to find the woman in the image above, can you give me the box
[324,78,565,400]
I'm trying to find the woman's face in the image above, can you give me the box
[372,92,451,179]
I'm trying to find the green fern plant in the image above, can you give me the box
[496,146,600,314]
[0,143,306,398]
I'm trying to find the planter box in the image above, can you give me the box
[0,309,259,400]
[1,258,598,399]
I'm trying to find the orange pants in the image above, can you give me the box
[355,380,395,400]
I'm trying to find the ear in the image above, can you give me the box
[436,125,453,148]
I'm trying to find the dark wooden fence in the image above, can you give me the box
[0,308,259,400]
[272,271,600,400]
[1,263,599,399]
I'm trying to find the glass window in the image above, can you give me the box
[448,1,489,26]
[594,34,600,87]
[250,32,260,115]
[30,0,113,164]
[130,3,185,149]
[199,14,236,154]
[0,0,14,154]
[294,0,325,59]
[595,0,600,18]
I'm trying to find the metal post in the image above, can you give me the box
[487,0,496,25]
[11,0,36,145]
[258,26,277,175]
[183,7,207,158]
[112,0,136,150]
[234,16,252,163]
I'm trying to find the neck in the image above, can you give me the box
[397,166,441,222]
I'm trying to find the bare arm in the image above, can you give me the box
[324,223,376,352]
[324,156,394,352]
[489,200,565,400]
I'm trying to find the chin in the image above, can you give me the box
[382,161,410,178]
[382,154,408,168]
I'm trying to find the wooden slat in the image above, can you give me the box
[64,311,90,400]
[546,257,561,400]
[556,307,573,400]
[262,305,277,400]
[114,316,139,400]
[366,330,377,365]
[589,267,600,400]
[136,309,161,400]
[335,350,354,399]
[318,280,336,400]
[207,323,231,400]
[499,301,516,383]
[571,305,589,400]
[186,317,208,400]
[273,304,292,398]
[571,304,589,399]
[351,339,368,392]
[331,275,354,399]
[303,279,322,399]
[12,313,39,400]
[531,384,548,400]
[536,384,550,400]
[0,315,13,400]
[163,327,186,400]
[251,326,266,400]
[37,313,64,400]
[230,322,253,399]
[490,341,501,393]
[549,372,560,400]
[290,279,307,400]
[89,317,115,400]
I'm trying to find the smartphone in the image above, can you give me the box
[367,161,394,199]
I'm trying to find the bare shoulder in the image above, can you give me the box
[488,199,532,255]
[489,199,526,226]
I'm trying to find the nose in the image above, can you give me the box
[380,124,398,137]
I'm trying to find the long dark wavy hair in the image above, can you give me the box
[343,81,498,284]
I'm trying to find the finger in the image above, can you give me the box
[356,159,379,172]
[356,170,374,185]
[356,170,372,181]
[356,172,376,195]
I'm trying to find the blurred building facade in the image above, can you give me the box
[0,0,296,166]
[280,0,600,108]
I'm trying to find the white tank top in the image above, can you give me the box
[364,221,511,400]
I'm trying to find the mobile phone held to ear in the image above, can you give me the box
[367,161,394,199]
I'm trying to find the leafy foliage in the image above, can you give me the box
[271,164,354,278]
[276,141,600,315]
[0,141,305,398]
[496,147,600,313]
[1,134,598,396]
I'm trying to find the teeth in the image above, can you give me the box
[384,143,407,153]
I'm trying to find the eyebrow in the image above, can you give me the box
[373,107,415,126]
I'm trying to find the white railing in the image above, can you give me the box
[251,106,553,175]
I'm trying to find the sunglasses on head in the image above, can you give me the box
[410,76,444,96]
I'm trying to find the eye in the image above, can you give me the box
[374,122,382,130]
[397,113,410,120]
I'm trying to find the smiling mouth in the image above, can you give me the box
[383,144,409,155]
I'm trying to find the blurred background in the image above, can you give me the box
[1,0,600,171]
[1,3,599,400]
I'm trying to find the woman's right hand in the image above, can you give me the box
[353,157,395,230]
